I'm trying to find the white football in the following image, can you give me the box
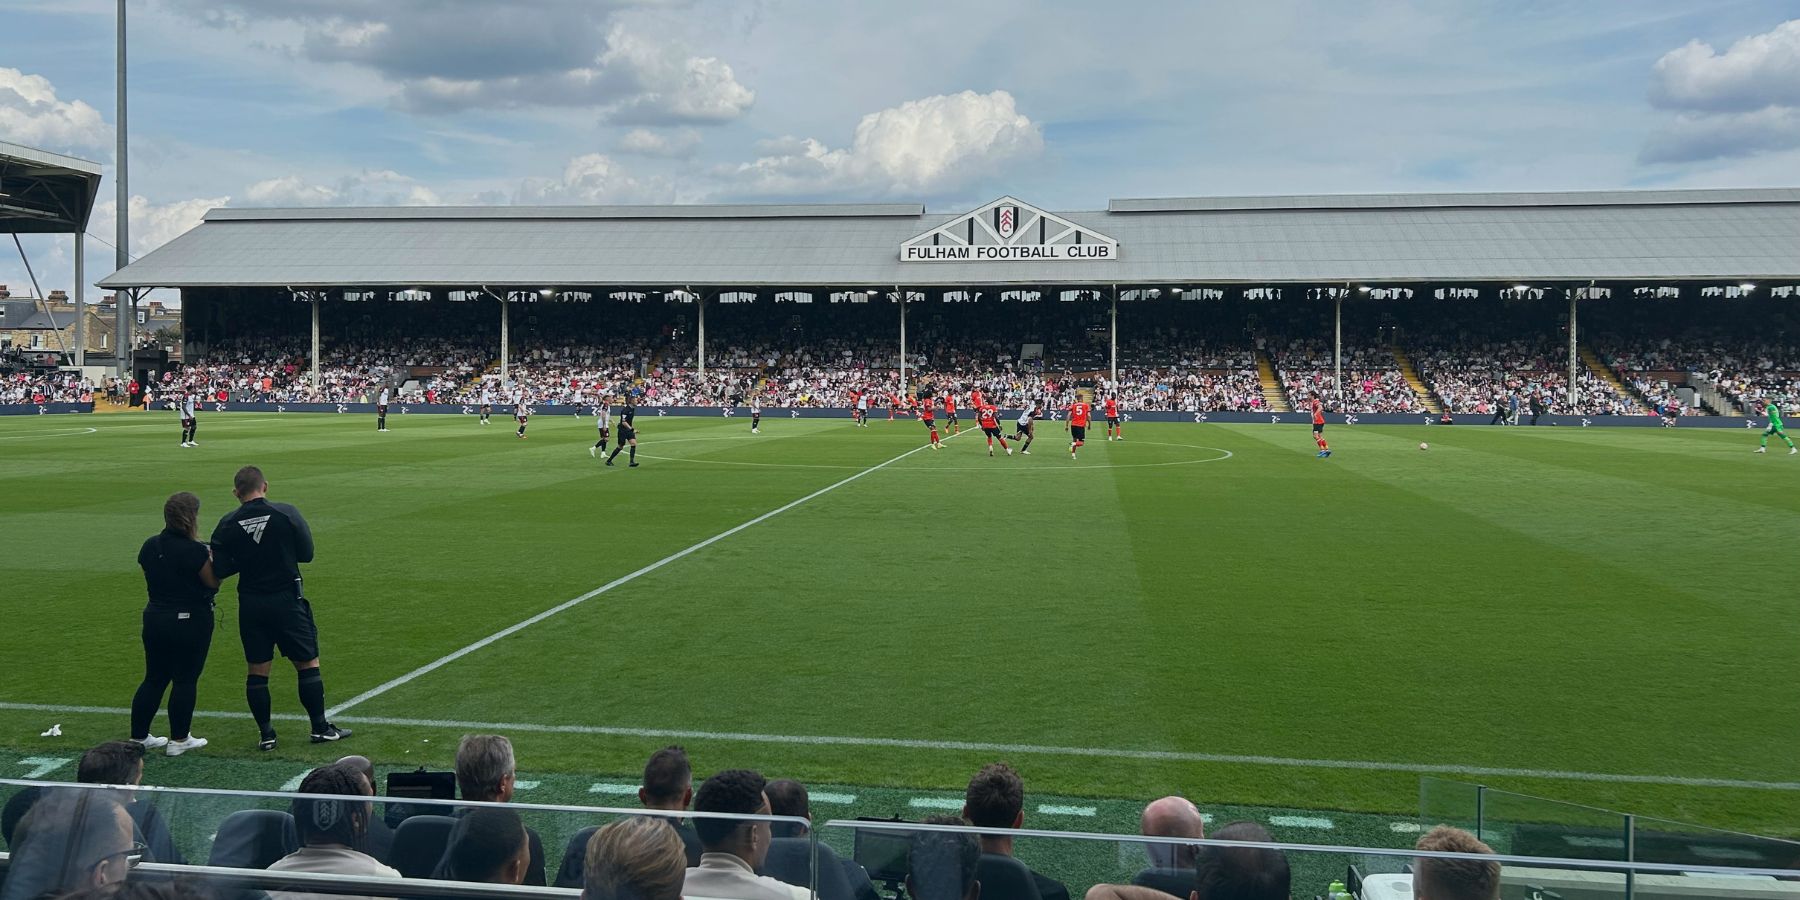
[1419,442,1429,450]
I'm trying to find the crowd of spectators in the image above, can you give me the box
[0,738,1507,900]
[1270,343,1422,414]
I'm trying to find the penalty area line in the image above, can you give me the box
[323,433,960,717]
[1,701,1796,792]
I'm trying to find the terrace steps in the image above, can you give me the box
[1255,351,1292,412]
[1392,347,1444,415]
[1579,346,1652,414]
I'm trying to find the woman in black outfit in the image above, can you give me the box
[131,491,219,756]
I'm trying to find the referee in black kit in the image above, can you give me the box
[210,465,352,750]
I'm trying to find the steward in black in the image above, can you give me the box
[208,465,351,751]
[131,491,220,748]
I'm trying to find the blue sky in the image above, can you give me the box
[3,0,1799,296]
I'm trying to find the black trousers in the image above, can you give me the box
[132,606,215,740]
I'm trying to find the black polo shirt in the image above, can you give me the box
[136,529,215,612]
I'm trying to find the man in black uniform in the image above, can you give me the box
[210,465,352,750]
[606,399,639,467]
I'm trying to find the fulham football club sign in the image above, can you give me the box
[901,196,1119,263]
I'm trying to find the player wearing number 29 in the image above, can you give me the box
[978,403,1011,457]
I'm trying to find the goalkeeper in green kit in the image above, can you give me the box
[1754,398,1797,455]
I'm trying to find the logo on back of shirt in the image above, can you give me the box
[240,515,271,544]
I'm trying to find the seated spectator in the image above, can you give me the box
[436,807,531,886]
[762,778,875,900]
[269,764,401,900]
[452,734,546,885]
[581,817,687,900]
[1085,821,1288,900]
[334,755,395,863]
[907,816,981,900]
[682,769,809,900]
[1413,826,1500,900]
[76,741,181,865]
[963,763,1069,900]
[1134,796,1203,895]
[555,745,701,888]
[0,789,138,900]
[2,785,45,848]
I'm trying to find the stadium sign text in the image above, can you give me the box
[900,196,1119,263]
[903,244,1115,262]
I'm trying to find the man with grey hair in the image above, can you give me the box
[454,734,546,885]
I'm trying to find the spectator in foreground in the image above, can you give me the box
[763,778,878,900]
[1413,826,1500,900]
[907,816,981,900]
[76,741,182,865]
[554,745,702,888]
[334,755,395,863]
[1085,820,1289,900]
[0,790,137,900]
[1134,796,1204,894]
[682,769,809,900]
[268,764,401,900]
[963,763,1070,900]
[452,734,546,885]
[2,786,45,848]
[582,817,687,900]
[436,807,531,886]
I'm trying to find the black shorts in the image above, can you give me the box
[619,425,637,441]
[1017,420,1034,434]
[921,417,936,429]
[181,417,195,428]
[1107,416,1119,425]
[947,411,959,421]
[1071,425,1087,441]
[480,404,492,412]
[982,425,1002,438]
[378,405,389,415]
[1312,422,1325,434]
[598,426,610,438]
[238,594,320,664]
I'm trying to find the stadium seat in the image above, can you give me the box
[976,854,1044,900]
[207,809,299,869]
[388,814,457,878]
[553,820,704,888]
[760,836,856,900]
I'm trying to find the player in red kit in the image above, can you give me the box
[1104,395,1123,440]
[917,392,944,449]
[943,391,960,434]
[1067,399,1091,460]
[977,403,1011,456]
[1311,397,1331,458]
[970,388,984,411]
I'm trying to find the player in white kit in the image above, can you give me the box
[179,392,199,447]
[479,384,493,424]
[590,398,612,457]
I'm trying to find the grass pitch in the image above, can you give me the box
[1,411,1797,838]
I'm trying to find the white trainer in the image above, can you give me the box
[166,736,208,757]
[133,735,169,750]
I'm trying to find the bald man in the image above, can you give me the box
[1133,796,1204,895]
[336,754,396,863]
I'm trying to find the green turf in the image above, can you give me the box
[2,411,1797,843]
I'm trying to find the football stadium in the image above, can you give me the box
[5,8,1800,900]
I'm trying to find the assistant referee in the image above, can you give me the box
[209,465,352,750]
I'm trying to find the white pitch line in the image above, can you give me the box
[1269,815,1334,829]
[325,435,957,717]
[513,780,540,790]
[588,783,639,795]
[908,798,965,810]
[279,770,311,791]
[4,700,1799,792]
[1389,822,1422,834]
[1039,805,1097,817]
[810,792,857,804]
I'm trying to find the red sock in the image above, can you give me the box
[999,437,1009,449]
[930,428,940,443]
[1315,435,1328,450]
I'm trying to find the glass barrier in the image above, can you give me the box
[1630,813,1800,872]
[819,817,1800,900]
[0,778,816,900]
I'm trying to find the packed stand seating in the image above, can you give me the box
[1,368,93,403]
[1272,343,1423,414]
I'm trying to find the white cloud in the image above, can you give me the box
[91,195,231,260]
[164,1,754,122]
[615,127,701,158]
[0,67,109,154]
[1650,19,1800,112]
[1643,19,1800,164]
[515,153,671,204]
[725,90,1042,197]
[243,170,442,207]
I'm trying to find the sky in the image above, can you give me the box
[2,0,1799,299]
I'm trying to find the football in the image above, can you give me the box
[1419,442,1429,450]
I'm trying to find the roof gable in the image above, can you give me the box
[901,197,1119,262]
